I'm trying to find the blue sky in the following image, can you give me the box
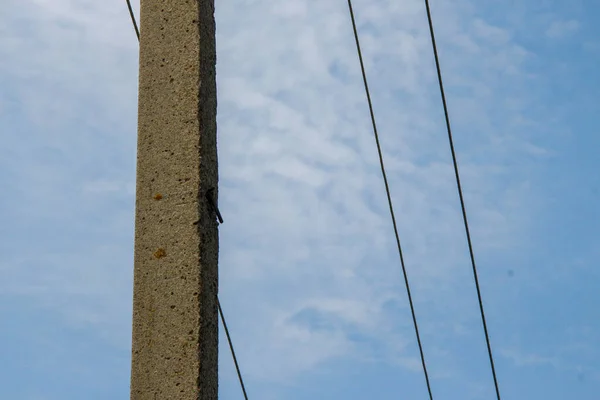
[2,0,600,398]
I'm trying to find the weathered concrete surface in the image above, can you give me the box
[130,0,218,399]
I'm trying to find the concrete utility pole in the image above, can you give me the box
[130,1,219,399]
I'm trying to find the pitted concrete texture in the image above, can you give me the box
[130,1,218,399]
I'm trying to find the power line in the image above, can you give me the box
[125,0,140,41]
[218,297,250,400]
[346,1,434,399]
[422,1,502,399]
[125,6,249,398]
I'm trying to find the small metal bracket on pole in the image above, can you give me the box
[206,188,224,224]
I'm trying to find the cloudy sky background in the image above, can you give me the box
[2,0,600,398]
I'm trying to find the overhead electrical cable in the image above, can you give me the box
[421,1,502,399]
[125,0,140,41]
[218,297,250,400]
[346,1,435,399]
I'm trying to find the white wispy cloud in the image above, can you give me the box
[500,348,560,368]
[546,19,580,38]
[1,0,574,398]
[216,0,546,384]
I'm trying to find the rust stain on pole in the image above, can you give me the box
[130,0,218,399]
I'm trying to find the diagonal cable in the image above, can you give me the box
[125,6,249,398]
[422,1,502,399]
[125,0,140,41]
[346,1,434,399]
[218,297,250,400]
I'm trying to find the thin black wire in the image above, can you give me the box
[126,7,248,398]
[346,1,434,399]
[218,297,250,400]
[422,1,501,399]
[125,0,140,41]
